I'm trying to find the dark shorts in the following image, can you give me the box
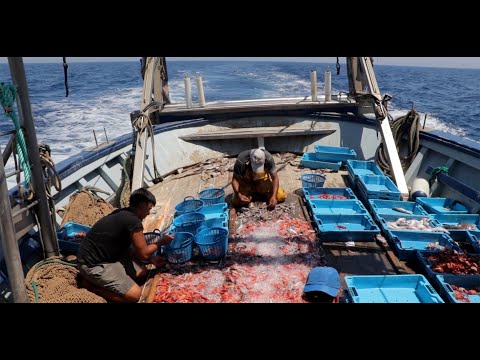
[78,256,142,295]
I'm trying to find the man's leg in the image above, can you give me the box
[79,261,143,303]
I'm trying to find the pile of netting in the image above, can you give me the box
[60,187,116,226]
[151,215,325,303]
[25,257,106,303]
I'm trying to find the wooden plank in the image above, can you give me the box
[145,274,161,303]
[179,128,335,141]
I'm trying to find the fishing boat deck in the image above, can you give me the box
[139,154,415,302]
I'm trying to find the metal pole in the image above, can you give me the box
[0,154,29,303]
[8,57,59,257]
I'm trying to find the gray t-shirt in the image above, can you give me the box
[233,149,277,177]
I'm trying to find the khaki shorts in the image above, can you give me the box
[78,256,142,295]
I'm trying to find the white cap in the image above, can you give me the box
[250,148,265,174]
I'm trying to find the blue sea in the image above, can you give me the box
[1,59,480,168]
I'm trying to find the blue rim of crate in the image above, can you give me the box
[415,197,469,214]
[301,153,342,171]
[309,199,369,216]
[313,145,357,162]
[303,187,357,200]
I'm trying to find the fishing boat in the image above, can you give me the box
[1,57,479,303]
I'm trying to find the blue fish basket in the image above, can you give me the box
[162,232,194,264]
[198,188,225,206]
[301,173,326,188]
[194,227,229,261]
[173,212,205,234]
[175,196,204,216]
[144,229,163,245]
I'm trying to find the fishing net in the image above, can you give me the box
[60,189,116,226]
[25,257,106,303]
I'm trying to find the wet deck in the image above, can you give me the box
[139,154,414,302]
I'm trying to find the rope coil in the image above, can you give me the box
[376,109,421,177]
[131,104,163,184]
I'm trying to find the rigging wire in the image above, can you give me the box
[62,57,69,97]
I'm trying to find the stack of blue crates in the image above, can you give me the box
[346,160,384,189]
[356,174,401,202]
[170,190,230,261]
[300,145,357,171]
[302,186,379,242]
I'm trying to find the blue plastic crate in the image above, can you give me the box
[357,175,400,199]
[344,275,444,303]
[369,199,429,223]
[309,199,369,216]
[346,160,384,188]
[162,232,194,264]
[300,153,342,171]
[387,230,457,261]
[377,214,441,234]
[303,187,357,200]
[416,251,480,280]
[313,214,380,242]
[313,145,357,162]
[415,197,469,215]
[357,182,400,202]
[194,227,229,261]
[57,222,92,253]
[430,214,479,231]
[434,274,480,303]
[196,217,229,233]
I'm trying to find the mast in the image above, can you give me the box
[0,151,29,303]
[356,57,409,200]
[8,58,59,257]
[131,57,166,191]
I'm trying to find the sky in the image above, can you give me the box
[1,57,480,69]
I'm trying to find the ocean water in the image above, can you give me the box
[0,59,479,169]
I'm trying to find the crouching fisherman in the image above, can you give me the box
[231,147,286,210]
[77,188,174,303]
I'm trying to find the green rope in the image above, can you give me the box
[428,166,449,186]
[29,259,77,303]
[0,82,31,188]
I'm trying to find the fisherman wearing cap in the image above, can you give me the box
[231,147,286,209]
[302,266,342,303]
